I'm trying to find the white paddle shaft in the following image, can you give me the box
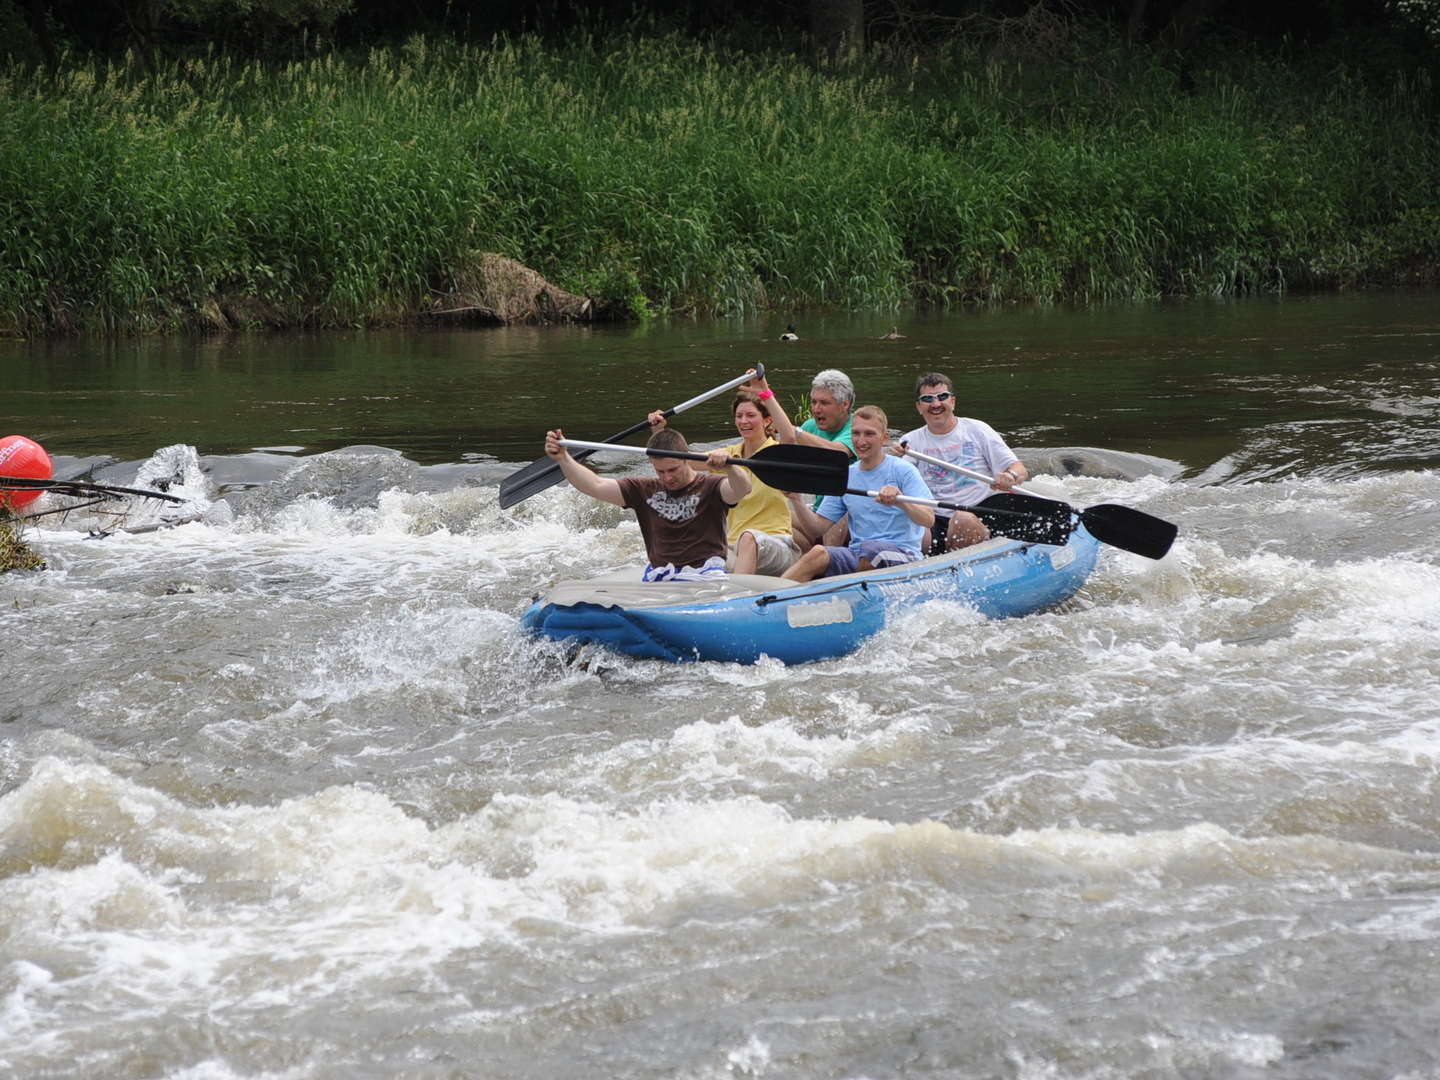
[902,445,1050,502]
[855,489,940,509]
[668,366,760,416]
[561,439,686,455]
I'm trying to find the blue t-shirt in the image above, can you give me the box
[816,456,930,556]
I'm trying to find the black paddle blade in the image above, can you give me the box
[498,420,650,509]
[973,493,1075,546]
[741,444,851,495]
[983,490,1178,560]
[498,417,655,509]
[497,456,571,509]
[1079,503,1178,560]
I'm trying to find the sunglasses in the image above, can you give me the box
[917,391,953,403]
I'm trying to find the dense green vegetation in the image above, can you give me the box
[2,28,1437,335]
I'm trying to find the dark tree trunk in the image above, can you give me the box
[1126,0,1150,41]
[1157,0,1225,51]
[810,0,863,58]
[25,0,59,67]
[120,0,163,72]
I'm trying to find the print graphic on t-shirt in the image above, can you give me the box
[646,489,703,523]
[919,440,979,485]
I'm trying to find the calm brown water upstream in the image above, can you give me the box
[8,290,1437,478]
[3,291,1440,1079]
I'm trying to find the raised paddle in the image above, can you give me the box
[498,367,763,509]
[557,439,851,495]
[901,447,1178,561]
[845,488,1076,547]
[1,475,187,505]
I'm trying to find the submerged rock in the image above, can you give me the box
[231,445,422,515]
[1017,446,1183,483]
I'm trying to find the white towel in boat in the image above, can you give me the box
[641,556,728,582]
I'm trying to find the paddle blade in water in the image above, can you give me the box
[498,456,568,509]
[497,369,759,510]
[1079,503,1178,560]
[499,417,654,509]
[974,493,1075,546]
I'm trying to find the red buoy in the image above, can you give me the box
[0,435,54,511]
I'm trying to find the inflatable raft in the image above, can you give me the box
[521,525,1101,665]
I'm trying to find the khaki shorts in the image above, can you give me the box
[727,530,801,576]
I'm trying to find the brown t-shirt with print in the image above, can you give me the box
[618,472,733,570]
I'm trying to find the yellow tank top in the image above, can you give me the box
[721,437,793,543]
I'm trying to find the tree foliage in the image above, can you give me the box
[1391,0,1440,41]
[2,0,1428,65]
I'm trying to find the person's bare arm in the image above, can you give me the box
[874,484,935,528]
[708,448,752,504]
[788,493,837,542]
[545,429,625,507]
[751,371,798,444]
[990,461,1029,492]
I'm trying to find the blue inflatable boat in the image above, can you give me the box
[521,525,1101,665]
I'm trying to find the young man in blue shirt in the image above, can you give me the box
[782,405,934,582]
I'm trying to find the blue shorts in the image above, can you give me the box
[824,540,922,576]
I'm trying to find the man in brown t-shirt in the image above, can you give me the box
[543,426,751,581]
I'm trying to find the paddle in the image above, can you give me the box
[498,367,763,509]
[557,439,851,495]
[1,476,187,505]
[900,447,1178,560]
[846,488,1076,547]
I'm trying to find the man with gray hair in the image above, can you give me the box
[746,367,856,545]
[796,369,856,461]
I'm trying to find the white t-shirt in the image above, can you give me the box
[899,418,1020,514]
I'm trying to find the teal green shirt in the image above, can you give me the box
[800,415,856,508]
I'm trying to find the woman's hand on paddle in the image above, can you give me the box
[544,429,568,459]
[647,410,668,430]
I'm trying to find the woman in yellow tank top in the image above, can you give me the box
[716,389,802,576]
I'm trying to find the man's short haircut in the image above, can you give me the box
[853,404,889,431]
[646,428,689,454]
[914,372,954,396]
[811,369,855,407]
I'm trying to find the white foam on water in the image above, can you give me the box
[0,758,1110,974]
[162,1062,311,1080]
[29,755,1410,959]
[534,713,939,800]
[724,1034,773,1077]
[0,959,57,1044]
[1008,1028,1285,1080]
[285,605,514,709]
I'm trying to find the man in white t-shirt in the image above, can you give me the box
[897,371,1029,552]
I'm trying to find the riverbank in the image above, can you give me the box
[2,30,1437,336]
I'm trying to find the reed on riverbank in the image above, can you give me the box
[2,30,1437,335]
[0,518,45,572]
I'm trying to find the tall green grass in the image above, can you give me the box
[1,32,1437,335]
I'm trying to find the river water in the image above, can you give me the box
[3,292,1440,1079]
